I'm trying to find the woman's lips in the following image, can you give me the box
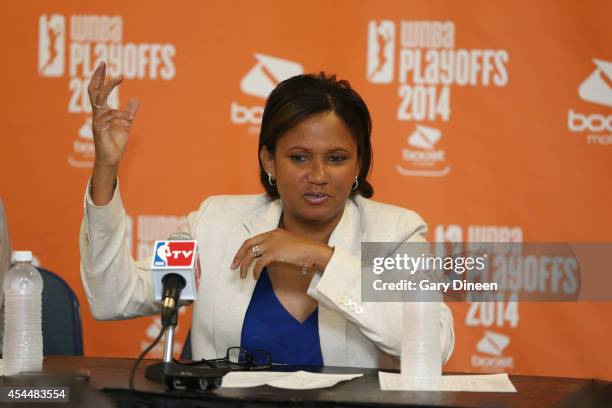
[303,192,330,205]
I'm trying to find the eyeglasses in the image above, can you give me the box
[175,347,272,370]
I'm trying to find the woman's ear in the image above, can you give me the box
[260,147,276,178]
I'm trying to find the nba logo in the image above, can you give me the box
[367,20,395,84]
[152,241,196,267]
[38,14,65,77]
[153,242,172,266]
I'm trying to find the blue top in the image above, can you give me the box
[240,269,324,366]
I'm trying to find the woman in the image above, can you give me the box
[80,62,454,368]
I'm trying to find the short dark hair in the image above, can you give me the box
[258,72,374,199]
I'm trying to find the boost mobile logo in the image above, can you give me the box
[231,53,303,129]
[476,331,509,356]
[578,59,612,107]
[241,53,303,98]
[38,14,65,77]
[396,125,450,177]
[567,58,612,145]
[471,330,514,369]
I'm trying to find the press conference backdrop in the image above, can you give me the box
[1,0,610,380]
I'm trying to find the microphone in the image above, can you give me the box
[150,232,199,326]
[144,232,203,383]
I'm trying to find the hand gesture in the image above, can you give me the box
[231,229,334,280]
[88,62,140,168]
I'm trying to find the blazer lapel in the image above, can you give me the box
[318,198,363,366]
[242,199,284,238]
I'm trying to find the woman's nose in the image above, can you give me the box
[307,160,329,184]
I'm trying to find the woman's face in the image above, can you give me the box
[261,112,359,225]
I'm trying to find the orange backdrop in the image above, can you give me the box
[1,0,611,380]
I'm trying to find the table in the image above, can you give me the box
[3,356,608,407]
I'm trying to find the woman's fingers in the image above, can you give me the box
[114,118,133,128]
[109,109,136,121]
[126,98,140,117]
[231,241,251,270]
[252,254,273,280]
[93,109,135,128]
[87,62,106,106]
[231,235,264,270]
[239,243,266,279]
[87,62,140,120]
[95,75,123,109]
[238,250,255,279]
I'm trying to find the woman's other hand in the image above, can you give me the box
[88,62,140,205]
[231,229,334,280]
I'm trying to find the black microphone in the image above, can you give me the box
[161,274,186,325]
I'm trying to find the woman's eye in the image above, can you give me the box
[329,155,347,163]
[290,154,308,162]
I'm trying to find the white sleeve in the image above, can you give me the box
[79,179,159,320]
[307,212,455,363]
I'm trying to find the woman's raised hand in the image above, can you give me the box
[88,62,140,168]
[88,62,140,206]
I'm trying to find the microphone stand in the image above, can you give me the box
[144,307,179,383]
[143,306,226,391]
[142,234,225,389]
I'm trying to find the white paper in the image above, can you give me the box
[267,371,363,390]
[221,371,290,388]
[221,370,362,390]
[379,372,517,392]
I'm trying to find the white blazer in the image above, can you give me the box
[80,183,455,368]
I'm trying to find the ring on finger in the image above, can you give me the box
[252,245,263,259]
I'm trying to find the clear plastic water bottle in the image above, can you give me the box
[2,251,43,375]
[401,301,442,379]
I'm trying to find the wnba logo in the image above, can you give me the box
[434,225,463,243]
[38,14,65,77]
[435,224,523,243]
[367,21,395,84]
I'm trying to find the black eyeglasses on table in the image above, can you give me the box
[175,347,272,370]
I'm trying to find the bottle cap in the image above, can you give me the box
[12,251,33,262]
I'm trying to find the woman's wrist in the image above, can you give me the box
[314,244,334,272]
[91,162,119,206]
